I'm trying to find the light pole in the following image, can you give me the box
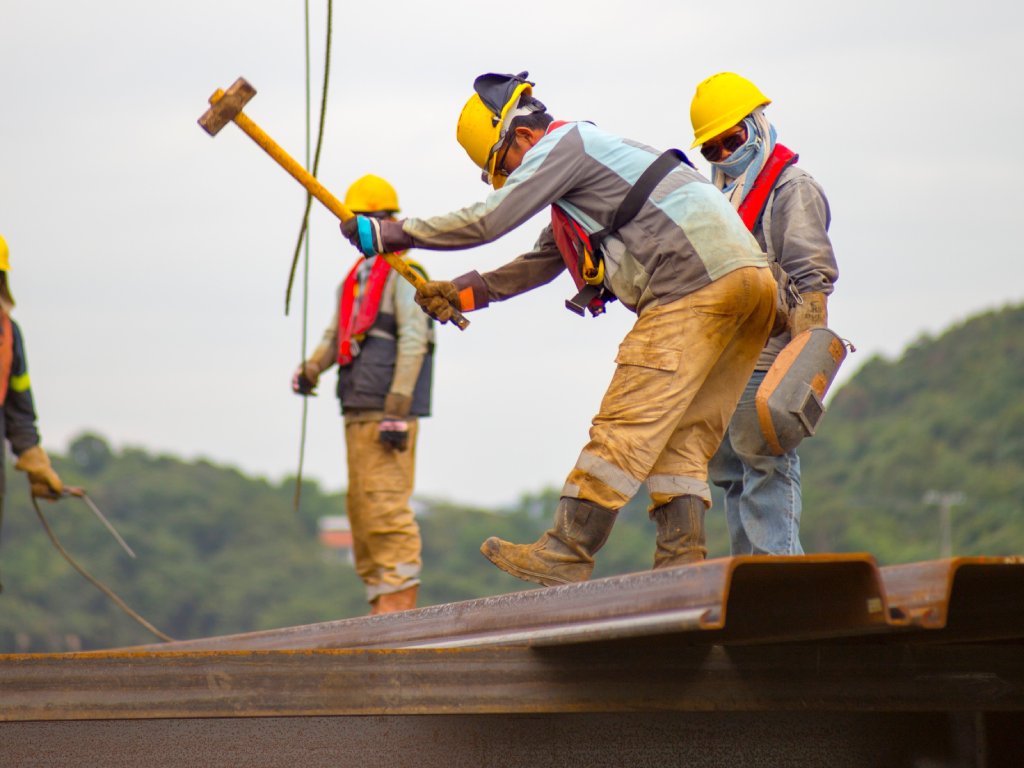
[923,491,965,559]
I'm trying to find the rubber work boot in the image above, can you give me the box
[651,495,708,569]
[480,497,618,587]
[370,585,418,615]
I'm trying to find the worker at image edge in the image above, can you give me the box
[0,233,65,591]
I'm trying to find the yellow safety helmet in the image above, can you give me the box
[344,174,400,214]
[457,71,541,190]
[0,234,13,307]
[689,72,771,149]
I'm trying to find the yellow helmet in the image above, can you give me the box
[344,174,400,214]
[689,72,771,149]
[0,233,8,272]
[457,71,542,190]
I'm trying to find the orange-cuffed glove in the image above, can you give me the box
[414,281,461,324]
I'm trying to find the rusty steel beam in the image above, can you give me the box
[881,557,1024,642]
[4,642,1023,723]
[123,554,893,652]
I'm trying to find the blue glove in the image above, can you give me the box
[340,216,414,257]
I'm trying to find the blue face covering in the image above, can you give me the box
[709,114,778,202]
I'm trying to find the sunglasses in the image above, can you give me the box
[700,127,748,162]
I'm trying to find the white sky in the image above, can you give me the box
[1,0,1020,508]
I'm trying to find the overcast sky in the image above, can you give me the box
[1,0,1020,509]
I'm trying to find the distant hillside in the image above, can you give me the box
[801,303,1024,561]
[2,304,1022,651]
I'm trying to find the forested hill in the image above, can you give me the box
[1,303,1022,652]
[800,303,1024,561]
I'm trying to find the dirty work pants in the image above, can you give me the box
[344,419,422,603]
[709,369,804,555]
[562,266,777,511]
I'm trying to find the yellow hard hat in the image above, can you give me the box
[344,174,400,214]
[457,72,538,190]
[689,72,771,149]
[0,233,8,272]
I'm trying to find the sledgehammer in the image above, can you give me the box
[197,77,469,330]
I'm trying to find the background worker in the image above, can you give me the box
[341,72,776,587]
[292,175,434,614]
[691,73,839,556]
[0,234,65,591]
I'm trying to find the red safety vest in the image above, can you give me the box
[736,144,798,233]
[336,255,395,365]
[0,314,13,404]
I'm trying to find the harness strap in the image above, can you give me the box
[737,143,798,233]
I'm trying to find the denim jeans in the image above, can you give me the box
[708,369,804,555]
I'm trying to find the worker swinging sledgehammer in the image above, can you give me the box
[338,71,778,586]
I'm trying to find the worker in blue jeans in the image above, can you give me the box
[691,73,839,555]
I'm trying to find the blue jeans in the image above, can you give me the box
[708,369,804,555]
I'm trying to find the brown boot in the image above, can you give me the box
[651,495,707,569]
[370,584,419,615]
[480,497,617,587]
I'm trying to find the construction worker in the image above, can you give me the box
[340,72,776,587]
[691,73,839,555]
[292,175,434,613]
[0,234,65,590]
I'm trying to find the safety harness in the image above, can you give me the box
[736,143,798,233]
[546,121,694,316]
[336,255,394,365]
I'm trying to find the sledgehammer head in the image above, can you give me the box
[198,77,257,136]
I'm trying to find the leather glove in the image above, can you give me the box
[789,292,828,337]
[292,361,321,396]
[384,392,412,419]
[340,216,414,257]
[415,280,461,324]
[15,445,64,499]
[378,420,410,452]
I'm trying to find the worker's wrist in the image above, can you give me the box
[452,271,489,311]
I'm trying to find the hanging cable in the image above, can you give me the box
[288,0,334,512]
[285,0,333,316]
[32,495,174,643]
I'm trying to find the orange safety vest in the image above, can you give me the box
[336,255,394,366]
[736,144,798,233]
[0,314,13,404]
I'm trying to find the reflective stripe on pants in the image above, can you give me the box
[562,266,777,511]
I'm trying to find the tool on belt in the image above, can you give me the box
[197,77,470,331]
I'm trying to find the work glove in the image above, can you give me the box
[378,419,410,452]
[292,361,321,396]
[789,292,829,337]
[340,216,413,257]
[415,280,461,324]
[384,392,412,419]
[15,445,64,499]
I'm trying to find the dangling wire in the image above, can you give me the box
[31,495,174,643]
[288,0,334,512]
[285,0,333,316]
